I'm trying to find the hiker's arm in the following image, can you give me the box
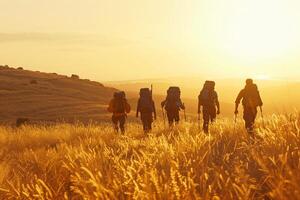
[235,90,243,114]
[180,100,185,110]
[136,100,140,117]
[125,102,131,114]
[234,103,239,114]
[258,91,263,107]
[216,93,220,114]
[107,100,114,113]
[198,96,201,114]
[153,101,157,120]
[235,90,243,104]
[161,100,166,108]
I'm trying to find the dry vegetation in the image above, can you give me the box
[0,114,299,200]
[0,66,116,123]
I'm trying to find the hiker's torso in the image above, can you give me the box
[241,87,261,108]
[110,98,130,116]
[164,97,182,111]
[138,98,154,113]
[199,89,218,107]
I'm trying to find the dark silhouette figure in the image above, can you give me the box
[198,81,220,133]
[136,88,156,133]
[161,87,185,126]
[235,79,263,133]
[108,91,131,134]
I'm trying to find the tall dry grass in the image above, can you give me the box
[0,113,299,199]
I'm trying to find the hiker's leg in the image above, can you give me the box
[243,107,253,133]
[203,107,209,133]
[243,108,249,129]
[119,116,126,134]
[112,116,119,132]
[175,111,180,124]
[145,120,151,133]
[167,111,174,126]
[147,114,153,132]
[249,108,257,131]
[148,120,152,130]
[210,107,217,123]
[141,113,147,132]
[145,113,153,132]
[142,120,147,131]
[142,119,150,133]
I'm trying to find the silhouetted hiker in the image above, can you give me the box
[161,87,185,126]
[136,88,156,133]
[235,79,263,134]
[198,81,220,133]
[108,91,131,134]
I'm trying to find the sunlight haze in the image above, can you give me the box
[1,0,300,81]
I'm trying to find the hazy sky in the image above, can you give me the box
[1,0,300,81]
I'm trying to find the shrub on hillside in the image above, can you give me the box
[71,74,80,79]
[0,65,10,69]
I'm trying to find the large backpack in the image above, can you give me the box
[243,84,262,107]
[138,88,153,113]
[113,91,126,113]
[204,81,215,90]
[199,81,216,106]
[165,87,181,111]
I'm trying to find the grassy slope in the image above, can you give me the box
[0,114,299,199]
[0,67,117,124]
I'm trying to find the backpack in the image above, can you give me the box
[113,92,125,113]
[199,81,216,106]
[165,87,181,111]
[204,81,215,90]
[242,84,262,107]
[138,88,153,113]
[140,88,151,99]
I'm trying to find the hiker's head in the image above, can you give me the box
[246,79,254,85]
[245,79,258,90]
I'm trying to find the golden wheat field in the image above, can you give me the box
[0,114,299,200]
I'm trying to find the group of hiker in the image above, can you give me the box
[107,79,263,134]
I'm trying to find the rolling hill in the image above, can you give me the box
[0,66,117,124]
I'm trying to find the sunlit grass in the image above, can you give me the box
[0,114,299,199]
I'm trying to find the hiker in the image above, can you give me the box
[107,91,131,134]
[136,88,156,133]
[161,87,185,126]
[235,79,263,133]
[198,81,220,133]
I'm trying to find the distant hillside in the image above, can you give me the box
[0,66,117,124]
